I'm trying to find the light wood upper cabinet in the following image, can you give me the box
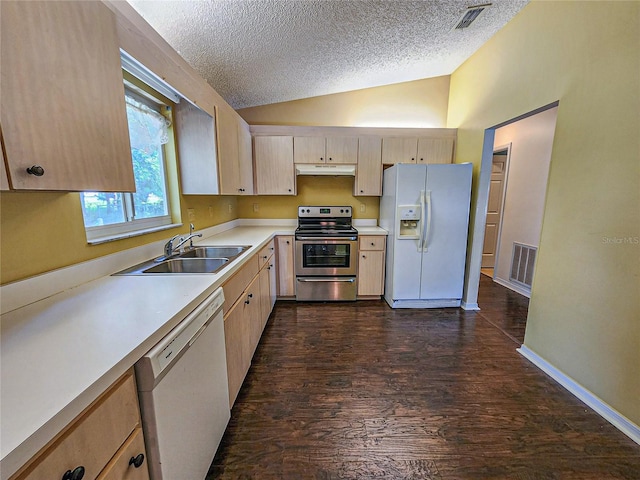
[216,106,240,195]
[417,137,455,164]
[237,121,255,195]
[293,137,326,164]
[174,101,219,195]
[0,1,135,191]
[325,137,358,164]
[294,136,358,164]
[382,136,454,165]
[382,137,419,164]
[254,136,295,195]
[354,136,382,196]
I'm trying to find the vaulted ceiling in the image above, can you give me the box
[127,0,529,109]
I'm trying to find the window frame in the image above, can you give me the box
[82,84,177,244]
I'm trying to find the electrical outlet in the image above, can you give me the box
[227,203,233,213]
[187,208,196,221]
[253,203,260,212]
[209,206,214,218]
[360,204,366,213]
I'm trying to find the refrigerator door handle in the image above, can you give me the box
[418,190,426,252]
[423,190,432,252]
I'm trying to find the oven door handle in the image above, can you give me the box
[295,236,358,241]
[297,278,356,283]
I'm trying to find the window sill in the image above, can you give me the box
[87,223,182,245]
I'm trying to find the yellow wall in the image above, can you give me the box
[448,1,639,425]
[238,76,451,128]
[0,192,237,284]
[237,176,379,220]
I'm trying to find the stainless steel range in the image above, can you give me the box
[295,206,358,301]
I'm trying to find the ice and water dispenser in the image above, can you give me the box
[397,205,421,239]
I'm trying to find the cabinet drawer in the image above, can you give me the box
[223,254,260,314]
[97,428,149,480]
[257,239,275,269]
[359,236,386,251]
[14,373,139,480]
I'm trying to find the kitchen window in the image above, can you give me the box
[80,86,176,242]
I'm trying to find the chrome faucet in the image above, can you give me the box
[163,228,203,258]
[172,233,202,253]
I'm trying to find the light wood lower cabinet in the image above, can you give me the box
[275,236,295,297]
[11,371,148,480]
[223,242,278,407]
[358,236,387,298]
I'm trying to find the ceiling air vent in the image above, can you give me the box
[453,4,491,30]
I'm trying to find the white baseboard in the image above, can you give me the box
[493,275,531,298]
[517,345,640,445]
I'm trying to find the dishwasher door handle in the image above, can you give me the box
[297,278,356,283]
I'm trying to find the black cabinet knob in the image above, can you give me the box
[286,241,290,245]
[129,453,145,468]
[248,293,253,298]
[328,157,332,161]
[288,188,292,192]
[320,157,324,161]
[245,299,250,304]
[26,165,45,176]
[360,190,364,193]
[62,466,85,480]
[262,255,268,259]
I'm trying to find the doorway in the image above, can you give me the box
[461,101,559,309]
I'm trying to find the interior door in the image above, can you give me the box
[420,163,473,300]
[482,149,508,269]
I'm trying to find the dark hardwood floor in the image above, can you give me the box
[208,276,640,479]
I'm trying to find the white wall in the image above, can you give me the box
[493,106,558,291]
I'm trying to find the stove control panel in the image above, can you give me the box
[298,206,352,217]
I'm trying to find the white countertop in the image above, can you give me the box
[0,222,386,478]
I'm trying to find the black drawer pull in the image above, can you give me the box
[129,453,145,468]
[62,466,85,480]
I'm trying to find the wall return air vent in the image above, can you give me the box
[453,3,492,30]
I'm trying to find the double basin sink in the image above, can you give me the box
[115,245,251,275]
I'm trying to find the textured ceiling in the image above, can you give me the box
[127,0,529,109]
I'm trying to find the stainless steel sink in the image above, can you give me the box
[143,258,229,274]
[177,246,249,259]
[114,245,251,275]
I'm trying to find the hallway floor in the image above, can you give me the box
[208,277,639,479]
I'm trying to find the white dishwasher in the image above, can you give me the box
[135,287,230,480]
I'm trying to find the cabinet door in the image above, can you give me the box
[417,137,454,164]
[96,428,149,480]
[258,265,271,331]
[246,276,262,358]
[276,236,295,296]
[326,137,358,164]
[354,136,382,196]
[0,1,134,191]
[224,300,251,407]
[268,259,277,311]
[293,136,325,163]
[254,136,295,195]
[14,373,140,480]
[174,101,219,195]
[237,121,254,194]
[217,106,241,194]
[358,251,385,296]
[381,137,418,164]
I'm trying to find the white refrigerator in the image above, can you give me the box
[380,163,473,308]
